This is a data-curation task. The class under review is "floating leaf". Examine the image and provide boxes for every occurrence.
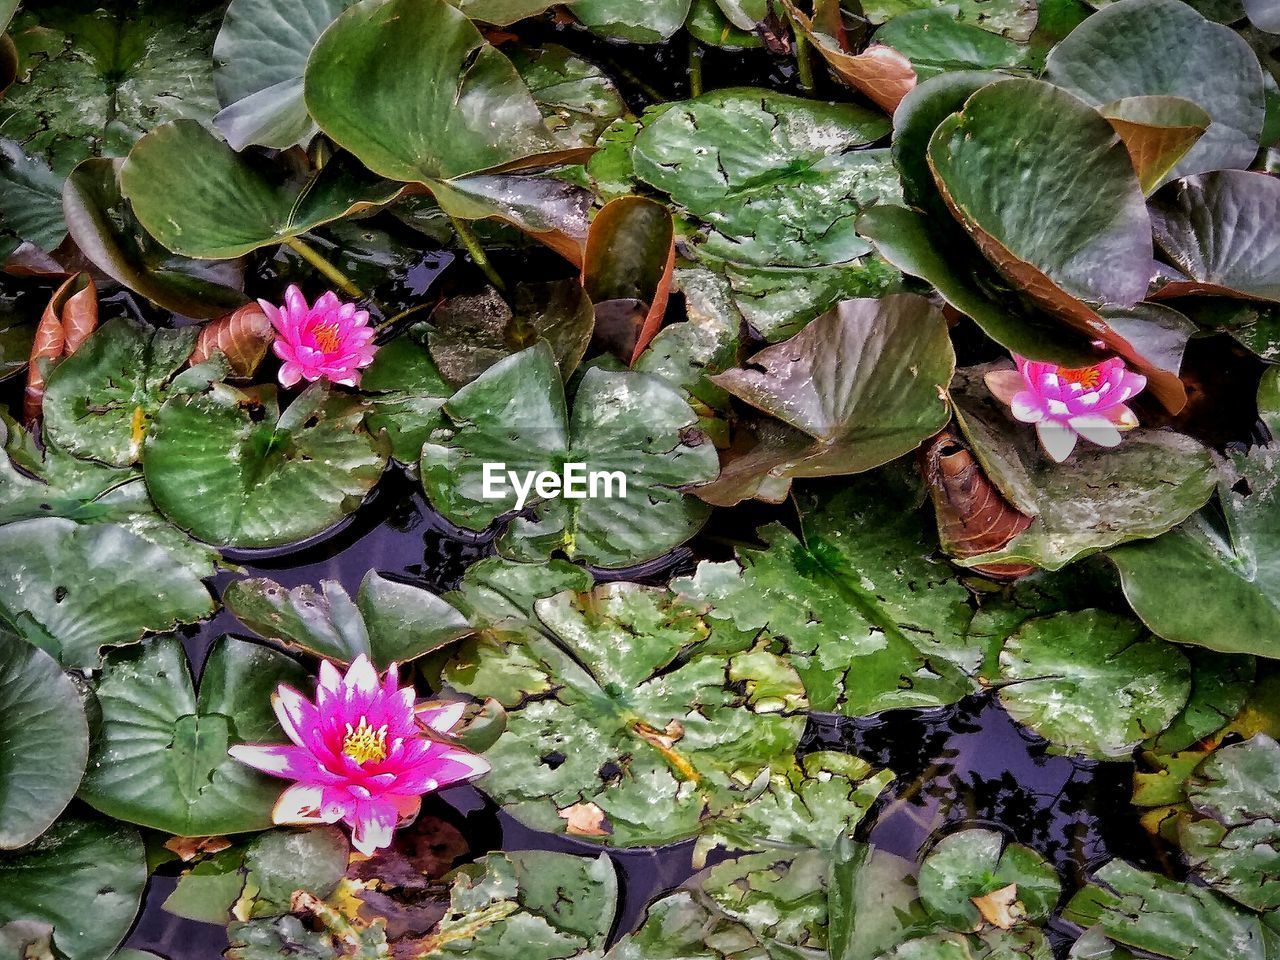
[213,0,359,151]
[0,140,69,261]
[79,635,309,836]
[442,582,807,846]
[429,174,592,266]
[122,121,403,260]
[0,632,89,849]
[1044,0,1265,185]
[875,8,1034,81]
[950,365,1216,570]
[917,829,1061,932]
[860,0,1038,40]
[305,0,584,184]
[62,157,247,320]
[360,330,453,464]
[420,343,718,569]
[0,517,213,668]
[0,816,146,960]
[511,44,626,150]
[997,609,1192,760]
[571,0,693,42]
[224,571,470,667]
[1100,96,1211,196]
[144,381,389,548]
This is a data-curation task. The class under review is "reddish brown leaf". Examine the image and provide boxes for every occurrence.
[920,427,1035,581]
[24,273,97,424]
[190,303,274,378]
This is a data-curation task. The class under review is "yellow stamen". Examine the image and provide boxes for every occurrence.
[1057,365,1102,389]
[313,322,341,353]
[342,718,388,764]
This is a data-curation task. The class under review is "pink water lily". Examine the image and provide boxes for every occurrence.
[985,355,1147,463]
[229,655,488,855]
[258,285,377,388]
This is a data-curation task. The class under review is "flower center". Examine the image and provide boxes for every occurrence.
[1056,365,1102,389]
[342,717,388,764]
[312,322,341,353]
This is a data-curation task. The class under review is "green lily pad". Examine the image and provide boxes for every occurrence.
[928,77,1153,311]
[212,0,359,150]
[0,632,89,849]
[1178,735,1280,910]
[875,8,1034,80]
[1146,650,1255,755]
[1107,368,1280,657]
[144,381,389,548]
[1044,0,1265,185]
[415,850,617,958]
[0,517,213,668]
[442,581,807,846]
[0,816,146,960]
[917,828,1061,931]
[42,317,200,467]
[448,0,564,23]
[420,343,718,569]
[0,1,221,176]
[675,471,983,716]
[707,294,954,491]
[0,139,70,260]
[224,570,471,667]
[879,929,1055,959]
[691,849,831,954]
[305,0,578,184]
[360,329,452,464]
[997,610,1192,760]
[511,45,626,150]
[571,0,693,42]
[121,121,403,260]
[861,0,1038,40]
[1150,170,1280,302]
[62,158,248,321]
[1064,860,1275,960]
[950,365,1216,570]
[79,634,310,836]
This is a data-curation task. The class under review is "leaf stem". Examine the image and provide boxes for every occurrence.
[791,18,817,92]
[446,213,507,293]
[282,236,367,301]
[688,35,704,97]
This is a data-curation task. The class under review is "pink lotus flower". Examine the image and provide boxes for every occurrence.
[985,355,1146,463]
[258,285,376,388]
[229,655,488,855]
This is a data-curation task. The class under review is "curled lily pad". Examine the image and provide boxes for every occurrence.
[420,343,718,569]
[79,634,309,836]
[42,317,200,467]
[144,381,389,548]
[428,175,592,266]
[1150,170,1280,302]
[0,632,89,849]
[442,582,807,846]
[997,609,1192,760]
[224,570,471,667]
[121,121,403,260]
[0,816,146,960]
[62,157,247,320]
[213,0,358,151]
[950,365,1216,571]
[1100,97,1211,196]
[917,829,1060,932]
[1044,0,1265,185]
[0,517,213,668]
[305,0,583,184]
[1108,369,1280,657]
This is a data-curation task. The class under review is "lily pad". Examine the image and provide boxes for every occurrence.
[0,816,146,960]
[420,342,718,569]
[917,828,1061,931]
[121,121,403,260]
[428,175,592,266]
[861,0,1038,40]
[442,581,807,846]
[571,0,693,42]
[1107,368,1280,657]
[1150,170,1280,302]
[1100,96,1211,196]
[212,0,359,150]
[144,381,389,548]
[42,317,199,467]
[997,610,1192,760]
[707,294,954,488]
[62,157,247,320]
[875,8,1035,81]
[511,45,626,150]
[0,140,70,260]
[1045,0,1265,185]
[359,329,452,464]
[675,471,983,716]
[0,517,213,668]
[305,0,580,184]
[0,632,89,849]
[224,571,471,667]
[79,634,310,836]
[950,365,1216,570]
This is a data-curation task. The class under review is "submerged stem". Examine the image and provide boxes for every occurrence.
[282,237,367,301]
[791,20,816,92]
[447,213,507,293]
[688,35,704,97]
